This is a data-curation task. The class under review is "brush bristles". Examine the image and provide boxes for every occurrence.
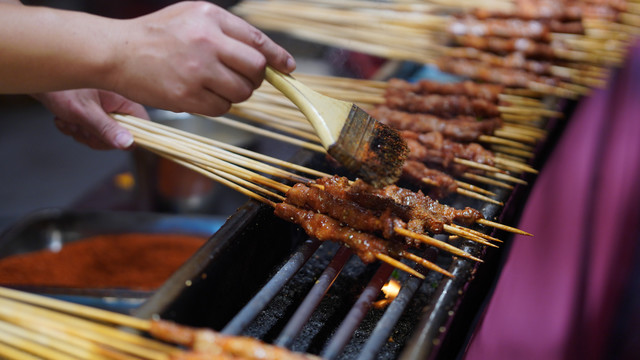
[328,105,408,187]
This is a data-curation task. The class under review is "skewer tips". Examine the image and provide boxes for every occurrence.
[477,218,533,236]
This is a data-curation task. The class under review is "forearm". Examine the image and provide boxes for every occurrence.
[0,3,119,94]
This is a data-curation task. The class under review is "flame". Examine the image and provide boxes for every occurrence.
[373,279,401,309]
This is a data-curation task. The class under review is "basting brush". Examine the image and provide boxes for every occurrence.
[264,66,408,187]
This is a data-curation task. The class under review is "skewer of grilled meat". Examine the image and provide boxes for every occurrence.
[383,85,562,119]
[386,78,505,103]
[401,160,460,199]
[275,202,405,264]
[444,47,568,79]
[401,130,536,177]
[448,17,552,41]
[452,35,558,59]
[283,182,404,244]
[383,78,564,119]
[454,34,617,65]
[384,91,502,118]
[435,57,579,96]
[150,320,321,360]
[402,130,495,175]
[448,15,585,40]
[369,106,504,142]
[470,2,624,21]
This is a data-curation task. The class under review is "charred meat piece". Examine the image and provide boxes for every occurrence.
[401,160,459,199]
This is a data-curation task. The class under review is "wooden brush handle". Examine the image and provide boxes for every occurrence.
[264,66,347,147]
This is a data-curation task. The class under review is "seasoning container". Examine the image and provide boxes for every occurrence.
[132,110,255,214]
[0,209,226,313]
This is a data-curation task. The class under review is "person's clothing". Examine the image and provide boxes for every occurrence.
[465,43,640,360]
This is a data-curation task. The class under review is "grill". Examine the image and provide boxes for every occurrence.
[131,98,567,359]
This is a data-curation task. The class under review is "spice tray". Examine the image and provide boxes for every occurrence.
[0,208,226,314]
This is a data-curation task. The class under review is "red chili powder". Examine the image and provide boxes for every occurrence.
[0,233,207,290]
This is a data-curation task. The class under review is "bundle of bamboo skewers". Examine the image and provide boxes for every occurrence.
[232,0,640,97]
[0,286,320,360]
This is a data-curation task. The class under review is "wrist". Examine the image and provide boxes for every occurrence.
[74,16,125,92]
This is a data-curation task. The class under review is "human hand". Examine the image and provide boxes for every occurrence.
[32,89,148,150]
[107,1,296,116]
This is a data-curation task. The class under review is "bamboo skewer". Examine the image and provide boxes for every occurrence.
[376,254,428,279]
[0,324,79,360]
[114,114,329,179]
[0,298,173,359]
[421,177,503,205]
[0,341,42,360]
[0,320,117,360]
[402,252,453,278]
[248,76,546,157]
[442,225,499,248]
[491,145,536,159]
[448,224,503,243]
[394,227,483,262]
[456,180,497,197]
[477,218,532,236]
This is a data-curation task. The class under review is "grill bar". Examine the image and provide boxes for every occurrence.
[358,276,423,360]
[274,246,353,347]
[321,263,395,359]
[222,238,321,335]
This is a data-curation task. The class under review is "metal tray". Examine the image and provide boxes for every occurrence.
[0,208,226,313]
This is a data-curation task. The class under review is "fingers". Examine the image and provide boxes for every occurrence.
[99,116,134,149]
[58,111,133,150]
[40,89,140,150]
[215,5,296,74]
[168,88,232,117]
[54,117,115,150]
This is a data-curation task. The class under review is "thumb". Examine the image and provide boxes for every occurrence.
[97,114,134,149]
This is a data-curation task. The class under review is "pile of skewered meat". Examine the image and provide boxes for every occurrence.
[273,175,512,278]
[366,78,538,200]
[436,0,637,95]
